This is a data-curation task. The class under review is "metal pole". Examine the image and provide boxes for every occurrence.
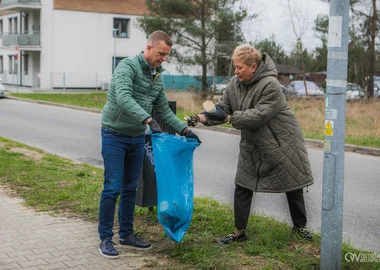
[113,29,118,74]
[95,73,98,91]
[320,0,349,269]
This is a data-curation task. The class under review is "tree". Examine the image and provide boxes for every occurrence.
[254,35,288,64]
[287,0,310,94]
[288,41,314,73]
[319,0,379,99]
[312,14,328,72]
[137,0,251,95]
[349,0,378,98]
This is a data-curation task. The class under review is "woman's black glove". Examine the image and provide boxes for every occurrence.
[202,105,228,122]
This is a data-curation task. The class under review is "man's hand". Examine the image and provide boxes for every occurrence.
[182,128,201,143]
[148,118,163,133]
[202,105,228,122]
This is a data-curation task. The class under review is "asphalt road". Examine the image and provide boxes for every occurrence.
[0,98,379,252]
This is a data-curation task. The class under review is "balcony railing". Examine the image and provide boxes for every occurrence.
[2,33,41,46]
[1,0,40,5]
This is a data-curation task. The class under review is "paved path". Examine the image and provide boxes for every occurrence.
[0,188,164,270]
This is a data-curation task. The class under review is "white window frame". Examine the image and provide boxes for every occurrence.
[113,18,130,38]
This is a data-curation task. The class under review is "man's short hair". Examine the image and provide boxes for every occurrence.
[147,30,173,47]
[232,44,262,66]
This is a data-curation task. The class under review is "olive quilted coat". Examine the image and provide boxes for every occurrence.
[217,53,314,193]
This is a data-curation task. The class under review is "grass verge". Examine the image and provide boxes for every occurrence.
[0,136,377,269]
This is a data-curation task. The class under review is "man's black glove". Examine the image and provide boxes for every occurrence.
[182,128,201,143]
[202,105,228,122]
[148,119,163,133]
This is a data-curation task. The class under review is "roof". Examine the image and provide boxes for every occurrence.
[0,10,17,16]
[276,64,303,75]
[54,0,149,16]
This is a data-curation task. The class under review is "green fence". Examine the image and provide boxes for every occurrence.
[162,75,228,91]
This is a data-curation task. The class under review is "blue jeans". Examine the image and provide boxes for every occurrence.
[98,127,145,240]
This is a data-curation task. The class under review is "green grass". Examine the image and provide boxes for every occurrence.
[12,92,107,109]
[345,136,380,148]
[1,137,378,269]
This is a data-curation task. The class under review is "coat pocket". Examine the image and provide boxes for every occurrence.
[267,124,281,147]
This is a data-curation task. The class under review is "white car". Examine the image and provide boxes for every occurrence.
[346,83,364,101]
[214,83,227,95]
[289,80,325,97]
[0,83,5,98]
[373,82,380,98]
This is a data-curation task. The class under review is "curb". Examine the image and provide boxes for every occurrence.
[6,95,103,114]
[6,95,380,157]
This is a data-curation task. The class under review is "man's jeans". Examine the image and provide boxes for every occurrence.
[98,127,145,240]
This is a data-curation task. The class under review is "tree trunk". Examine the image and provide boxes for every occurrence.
[201,2,208,99]
[368,0,377,99]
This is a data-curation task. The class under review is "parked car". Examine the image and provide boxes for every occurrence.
[346,83,364,101]
[0,83,5,98]
[373,82,380,98]
[363,81,380,98]
[280,84,297,98]
[288,80,325,97]
[214,83,227,95]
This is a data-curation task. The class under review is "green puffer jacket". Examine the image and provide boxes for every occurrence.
[217,53,314,193]
[101,52,186,136]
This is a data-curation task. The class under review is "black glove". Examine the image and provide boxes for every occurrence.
[202,105,228,122]
[148,119,163,133]
[182,128,201,143]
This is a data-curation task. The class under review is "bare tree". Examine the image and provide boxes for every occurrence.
[287,0,310,95]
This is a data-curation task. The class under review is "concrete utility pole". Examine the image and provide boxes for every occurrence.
[321,0,349,269]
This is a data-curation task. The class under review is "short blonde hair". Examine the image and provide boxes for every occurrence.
[147,30,173,47]
[232,44,262,66]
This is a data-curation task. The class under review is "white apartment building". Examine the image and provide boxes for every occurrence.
[0,0,190,90]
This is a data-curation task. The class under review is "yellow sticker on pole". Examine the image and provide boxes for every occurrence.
[324,120,334,136]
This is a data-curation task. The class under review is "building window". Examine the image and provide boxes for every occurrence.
[8,17,18,34]
[24,54,28,75]
[112,57,124,73]
[0,20,3,36]
[23,13,28,33]
[113,18,130,38]
[8,18,12,33]
[14,17,18,34]
[0,56,3,73]
[8,55,13,74]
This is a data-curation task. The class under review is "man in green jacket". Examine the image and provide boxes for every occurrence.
[98,30,201,259]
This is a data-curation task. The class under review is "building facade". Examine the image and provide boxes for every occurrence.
[0,0,194,89]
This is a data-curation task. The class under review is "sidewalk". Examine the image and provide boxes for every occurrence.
[4,85,106,94]
[0,188,166,270]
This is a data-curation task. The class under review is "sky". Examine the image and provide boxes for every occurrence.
[239,0,330,53]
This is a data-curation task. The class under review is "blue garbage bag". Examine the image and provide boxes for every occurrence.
[151,133,200,242]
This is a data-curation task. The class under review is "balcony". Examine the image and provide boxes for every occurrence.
[2,32,40,46]
[0,0,41,11]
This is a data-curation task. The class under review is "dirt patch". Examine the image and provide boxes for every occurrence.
[8,147,44,161]
[288,242,320,258]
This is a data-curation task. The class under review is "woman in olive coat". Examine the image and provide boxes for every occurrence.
[199,44,314,243]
